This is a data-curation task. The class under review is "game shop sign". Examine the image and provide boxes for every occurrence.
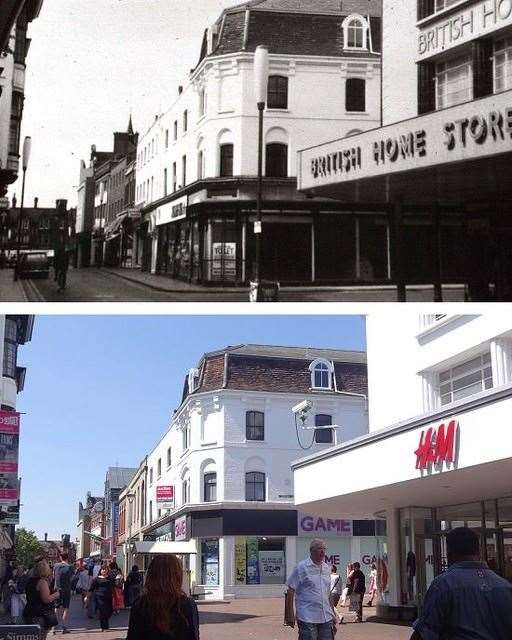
[302,90,512,191]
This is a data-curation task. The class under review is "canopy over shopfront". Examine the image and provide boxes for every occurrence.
[132,540,197,555]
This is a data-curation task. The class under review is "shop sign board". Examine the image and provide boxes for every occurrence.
[235,537,247,584]
[175,515,188,541]
[156,486,175,510]
[259,550,285,584]
[299,90,512,191]
[212,242,236,279]
[155,196,188,226]
[246,538,260,585]
[417,0,512,61]
[415,419,458,470]
[0,625,41,640]
[0,411,20,505]
[298,512,353,538]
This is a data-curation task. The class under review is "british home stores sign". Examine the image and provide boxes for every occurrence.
[299,90,512,191]
[418,0,512,62]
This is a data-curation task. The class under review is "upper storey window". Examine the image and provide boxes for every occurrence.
[309,358,333,390]
[267,76,288,109]
[343,15,368,50]
[418,0,461,20]
[436,55,472,109]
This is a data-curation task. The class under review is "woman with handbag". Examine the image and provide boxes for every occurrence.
[23,558,60,639]
[126,554,199,640]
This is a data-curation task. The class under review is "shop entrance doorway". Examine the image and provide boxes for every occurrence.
[259,222,311,284]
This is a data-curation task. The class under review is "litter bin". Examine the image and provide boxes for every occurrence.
[249,280,280,302]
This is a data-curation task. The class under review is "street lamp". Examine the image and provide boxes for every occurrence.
[125,492,136,576]
[13,136,32,281]
[250,45,269,302]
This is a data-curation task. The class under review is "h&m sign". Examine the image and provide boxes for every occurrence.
[415,419,458,470]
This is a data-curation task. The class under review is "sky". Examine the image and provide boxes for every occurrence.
[16,314,366,540]
[10,0,237,208]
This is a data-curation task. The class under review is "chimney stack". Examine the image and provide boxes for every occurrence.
[178,86,183,95]
[44,533,48,542]
[34,197,38,209]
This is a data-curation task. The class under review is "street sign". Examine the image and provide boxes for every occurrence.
[0,625,41,639]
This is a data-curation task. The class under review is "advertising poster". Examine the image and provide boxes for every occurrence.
[156,485,175,510]
[212,243,236,279]
[246,538,260,585]
[201,539,219,586]
[111,503,119,552]
[0,411,20,505]
[235,537,247,585]
[258,550,285,585]
[175,515,188,541]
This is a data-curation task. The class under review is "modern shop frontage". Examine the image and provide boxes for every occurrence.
[298,88,512,299]
[292,385,512,620]
[139,505,385,600]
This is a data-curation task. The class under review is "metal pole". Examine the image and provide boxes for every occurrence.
[393,201,406,302]
[13,168,26,281]
[432,202,443,302]
[255,102,264,284]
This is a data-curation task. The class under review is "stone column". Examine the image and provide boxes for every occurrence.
[490,337,512,387]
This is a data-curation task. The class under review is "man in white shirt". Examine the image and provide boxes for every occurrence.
[285,538,337,639]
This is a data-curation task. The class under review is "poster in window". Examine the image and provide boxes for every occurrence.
[246,538,260,585]
[212,243,236,279]
[235,537,247,585]
[201,539,219,586]
[258,550,285,585]
[0,411,19,505]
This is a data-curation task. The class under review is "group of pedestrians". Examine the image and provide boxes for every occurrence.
[285,529,512,640]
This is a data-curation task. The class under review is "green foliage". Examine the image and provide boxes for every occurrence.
[15,528,43,568]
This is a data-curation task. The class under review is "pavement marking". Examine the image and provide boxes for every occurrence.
[22,278,45,302]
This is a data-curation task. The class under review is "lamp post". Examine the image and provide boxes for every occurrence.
[13,136,32,281]
[250,45,269,302]
[125,492,135,577]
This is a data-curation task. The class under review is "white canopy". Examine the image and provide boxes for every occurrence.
[132,540,197,555]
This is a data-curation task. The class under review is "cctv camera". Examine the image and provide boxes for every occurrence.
[292,400,312,415]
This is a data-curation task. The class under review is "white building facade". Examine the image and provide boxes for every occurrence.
[298,0,512,298]
[134,0,382,285]
[293,314,512,619]
[137,344,383,600]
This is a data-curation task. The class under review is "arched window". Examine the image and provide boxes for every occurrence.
[309,359,333,390]
[346,78,366,112]
[314,414,334,444]
[245,472,266,501]
[204,472,217,502]
[267,75,288,109]
[220,143,234,177]
[197,149,205,180]
[246,411,264,441]
[343,15,368,50]
[265,143,288,177]
[182,475,190,505]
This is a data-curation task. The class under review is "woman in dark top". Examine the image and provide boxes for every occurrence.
[23,558,60,639]
[87,566,113,631]
[127,555,199,640]
[124,564,143,607]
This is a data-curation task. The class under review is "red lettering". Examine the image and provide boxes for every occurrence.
[415,421,457,469]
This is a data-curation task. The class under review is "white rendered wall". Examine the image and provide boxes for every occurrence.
[0,316,17,409]
[366,313,512,431]
[135,51,381,207]
[0,31,16,174]
[382,0,417,125]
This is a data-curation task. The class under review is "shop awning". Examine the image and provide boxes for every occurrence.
[132,540,197,555]
[104,213,128,238]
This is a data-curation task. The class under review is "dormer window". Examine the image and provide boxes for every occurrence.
[343,15,369,50]
[188,368,199,393]
[309,359,334,390]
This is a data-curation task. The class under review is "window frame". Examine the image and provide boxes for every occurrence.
[309,358,333,390]
[436,54,473,110]
[167,446,172,468]
[342,15,368,51]
[346,77,366,113]
[246,411,265,441]
[438,352,493,406]
[219,143,234,177]
[245,471,266,502]
[157,458,162,479]
[203,472,217,502]
[494,37,512,94]
[314,414,334,444]
[267,75,289,109]
[265,143,288,178]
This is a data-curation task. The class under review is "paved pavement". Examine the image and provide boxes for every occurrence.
[45,595,412,640]
[10,266,465,303]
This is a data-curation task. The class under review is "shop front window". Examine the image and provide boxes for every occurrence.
[399,507,435,607]
[235,537,286,585]
[204,218,238,283]
[201,539,219,585]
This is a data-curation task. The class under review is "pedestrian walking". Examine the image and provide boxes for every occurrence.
[9,565,29,624]
[108,561,125,614]
[23,558,60,640]
[126,555,199,640]
[411,527,512,640]
[53,552,74,634]
[339,562,353,607]
[86,566,113,632]
[347,562,365,623]
[284,538,338,639]
[124,565,143,607]
[366,563,377,606]
[54,246,69,292]
[75,565,91,608]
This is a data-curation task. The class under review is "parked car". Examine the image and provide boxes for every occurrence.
[15,252,50,279]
